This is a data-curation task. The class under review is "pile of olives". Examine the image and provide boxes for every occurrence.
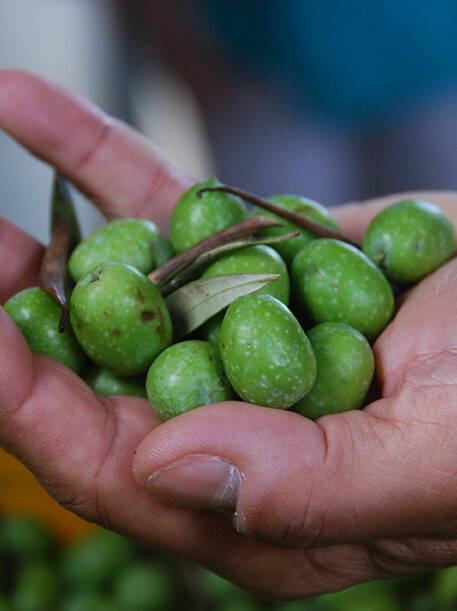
[4,177,456,421]
[0,513,455,611]
[0,513,259,611]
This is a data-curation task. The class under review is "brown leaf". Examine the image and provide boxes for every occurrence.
[39,174,81,332]
[148,215,282,288]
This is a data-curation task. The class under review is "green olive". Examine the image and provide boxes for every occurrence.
[201,244,289,304]
[253,193,340,267]
[81,364,147,398]
[0,515,55,560]
[60,528,136,590]
[146,340,234,420]
[112,561,177,611]
[3,287,87,373]
[318,579,403,611]
[200,310,225,345]
[219,293,316,408]
[292,239,394,340]
[362,199,456,282]
[169,177,248,253]
[70,262,172,376]
[293,322,375,419]
[199,244,290,343]
[12,560,60,611]
[433,565,457,610]
[59,591,121,611]
[68,218,162,282]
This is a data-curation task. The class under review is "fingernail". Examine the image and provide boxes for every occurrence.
[146,454,242,510]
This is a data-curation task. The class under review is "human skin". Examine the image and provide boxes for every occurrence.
[1,69,457,601]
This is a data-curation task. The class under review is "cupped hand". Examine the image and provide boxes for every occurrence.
[1,69,457,602]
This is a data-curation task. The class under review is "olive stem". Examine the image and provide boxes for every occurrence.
[148,215,283,287]
[197,184,362,249]
[370,251,387,264]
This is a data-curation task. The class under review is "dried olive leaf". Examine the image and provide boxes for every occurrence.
[165,273,280,341]
[148,215,282,288]
[39,173,81,332]
[159,230,299,297]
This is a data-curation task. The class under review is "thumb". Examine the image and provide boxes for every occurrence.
[133,251,457,549]
[133,397,454,549]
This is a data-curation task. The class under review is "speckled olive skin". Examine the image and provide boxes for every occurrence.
[292,239,394,340]
[169,177,248,253]
[82,364,147,398]
[70,262,172,376]
[200,310,225,345]
[146,340,234,420]
[293,322,375,419]
[253,194,340,267]
[362,199,457,283]
[219,293,316,409]
[199,244,290,344]
[68,218,161,282]
[201,244,290,304]
[3,287,87,373]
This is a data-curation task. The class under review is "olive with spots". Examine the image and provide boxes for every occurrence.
[219,293,316,409]
[70,262,172,376]
[146,340,234,420]
[68,218,164,282]
[291,239,394,340]
[362,199,456,283]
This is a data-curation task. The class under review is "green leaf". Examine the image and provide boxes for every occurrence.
[165,273,280,341]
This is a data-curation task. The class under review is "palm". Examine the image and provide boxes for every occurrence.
[1,69,457,601]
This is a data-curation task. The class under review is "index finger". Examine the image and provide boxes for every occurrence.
[0,69,194,233]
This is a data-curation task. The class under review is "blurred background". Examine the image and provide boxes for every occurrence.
[2,1,457,609]
[3,1,457,242]
[0,0,214,243]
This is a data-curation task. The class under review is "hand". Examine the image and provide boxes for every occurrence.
[1,69,457,602]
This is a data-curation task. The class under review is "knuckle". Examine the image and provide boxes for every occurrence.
[233,493,321,548]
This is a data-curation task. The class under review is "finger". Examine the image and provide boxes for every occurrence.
[0,69,194,233]
[0,306,386,600]
[332,190,457,240]
[0,216,43,302]
[373,255,457,397]
[0,306,233,566]
[133,404,441,547]
[133,258,457,552]
[0,305,156,503]
[2,303,454,600]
